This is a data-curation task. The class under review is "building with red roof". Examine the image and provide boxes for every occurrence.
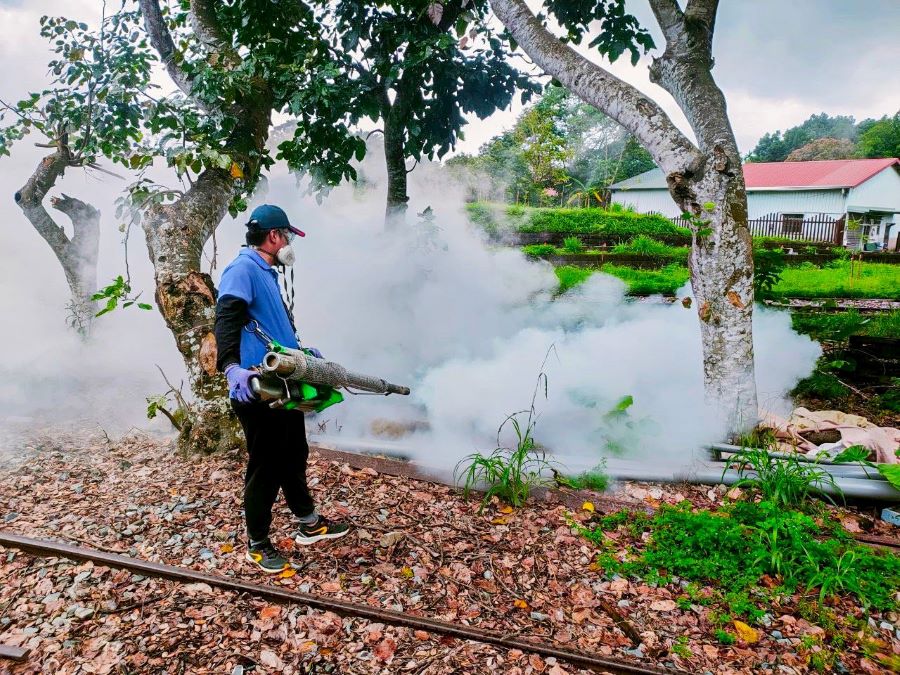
[610,158,900,249]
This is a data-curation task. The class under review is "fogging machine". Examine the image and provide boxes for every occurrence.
[248,337,410,413]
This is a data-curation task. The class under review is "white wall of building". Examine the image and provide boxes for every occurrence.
[744,190,846,218]
[847,167,900,212]
[610,188,847,220]
[609,189,683,217]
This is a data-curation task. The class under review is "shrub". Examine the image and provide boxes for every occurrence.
[522,244,557,257]
[753,247,786,299]
[505,204,526,218]
[726,448,840,509]
[464,201,500,238]
[456,354,555,511]
[561,236,585,253]
[518,207,691,244]
[612,234,680,256]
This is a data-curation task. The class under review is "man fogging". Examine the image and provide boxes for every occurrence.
[214,204,409,573]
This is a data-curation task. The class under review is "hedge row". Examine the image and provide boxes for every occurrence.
[517,207,691,244]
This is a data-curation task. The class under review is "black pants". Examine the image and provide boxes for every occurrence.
[232,400,315,542]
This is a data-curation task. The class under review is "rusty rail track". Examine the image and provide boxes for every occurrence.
[0,531,675,675]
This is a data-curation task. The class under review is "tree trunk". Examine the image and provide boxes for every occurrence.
[52,194,100,336]
[677,167,757,427]
[141,169,241,454]
[382,94,409,229]
[14,149,100,338]
[139,0,274,452]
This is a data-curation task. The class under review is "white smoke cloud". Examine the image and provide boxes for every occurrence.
[0,130,820,471]
[214,155,822,472]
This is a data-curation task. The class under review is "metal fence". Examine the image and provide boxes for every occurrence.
[669,214,845,244]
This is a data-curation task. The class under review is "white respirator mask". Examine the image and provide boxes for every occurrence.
[276,243,296,267]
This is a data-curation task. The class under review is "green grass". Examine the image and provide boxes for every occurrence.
[791,310,900,341]
[554,266,594,294]
[578,500,900,616]
[554,264,691,295]
[728,448,840,509]
[770,262,900,299]
[601,263,691,295]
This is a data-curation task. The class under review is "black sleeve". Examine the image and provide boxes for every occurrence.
[215,294,250,372]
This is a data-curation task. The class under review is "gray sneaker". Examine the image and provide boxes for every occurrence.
[245,539,291,573]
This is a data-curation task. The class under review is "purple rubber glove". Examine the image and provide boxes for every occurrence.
[225,364,258,403]
[306,347,323,359]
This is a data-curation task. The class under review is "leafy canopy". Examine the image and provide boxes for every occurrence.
[306,0,539,173]
[0,10,153,163]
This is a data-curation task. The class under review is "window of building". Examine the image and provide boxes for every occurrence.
[781,213,803,235]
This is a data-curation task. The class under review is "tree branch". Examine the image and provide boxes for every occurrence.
[138,0,197,102]
[646,0,734,157]
[685,0,719,32]
[189,0,239,65]
[647,0,684,41]
[488,0,701,176]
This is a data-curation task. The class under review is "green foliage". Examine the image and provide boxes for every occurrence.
[714,629,736,645]
[0,11,154,164]
[146,393,188,431]
[579,500,900,614]
[523,243,558,257]
[875,382,900,414]
[554,265,593,294]
[91,276,152,317]
[671,636,692,658]
[791,371,849,401]
[542,1,654,65]
[453,82,655,205]
[831,445,872,465]
[753,247,785,299]
[520,208,690,244]
[561,236,585,253]
[857,113,900,159]
[562,463,610,492]
[465,201,500,237]
[727,447,840,508]
[456,356,555,511]
[877,464,900,491]
[791,309,900,342]
[320,0,539,198]
[747,113,860,163]
[612,235,686,258]
[506,204,526,218]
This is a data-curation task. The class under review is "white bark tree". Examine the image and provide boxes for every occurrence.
[14,143,100,338]
[490,0,757,427]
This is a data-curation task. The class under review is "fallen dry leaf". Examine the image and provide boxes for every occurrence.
[649,599,677,612]
[733,620,759,643]
[259,605,281,620]
[373,637,397,662]
[278,568,297,579]
[581,501,595,512]
[379,531,404,547]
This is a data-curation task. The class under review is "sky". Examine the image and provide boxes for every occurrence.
[1,1,898,155]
